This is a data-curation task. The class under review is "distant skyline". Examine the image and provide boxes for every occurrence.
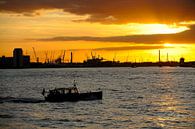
[0,0,195,62]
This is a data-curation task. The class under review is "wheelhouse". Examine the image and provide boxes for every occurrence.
[49,87,79,95]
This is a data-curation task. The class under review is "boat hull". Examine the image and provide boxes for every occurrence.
[45,91,102,102]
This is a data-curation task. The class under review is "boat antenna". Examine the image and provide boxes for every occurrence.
[42,88,45,96]
[73,80,77,87]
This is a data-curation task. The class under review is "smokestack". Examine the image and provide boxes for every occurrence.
[167,53,169,62]
[159,50,161,62]
[70,52,73,64]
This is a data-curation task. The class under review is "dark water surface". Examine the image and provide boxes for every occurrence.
[0,67,194,129]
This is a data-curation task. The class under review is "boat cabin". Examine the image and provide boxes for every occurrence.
[49,87,79,95]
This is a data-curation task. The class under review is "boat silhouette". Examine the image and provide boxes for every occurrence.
[42,82,102,102]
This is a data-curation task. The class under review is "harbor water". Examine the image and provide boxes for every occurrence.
[0,67,194,129]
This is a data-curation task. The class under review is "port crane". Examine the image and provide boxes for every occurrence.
[44,51,49,63]
[62,50,66,63]
[32,47,39,63]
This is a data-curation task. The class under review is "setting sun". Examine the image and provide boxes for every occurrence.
[164,43,173,47]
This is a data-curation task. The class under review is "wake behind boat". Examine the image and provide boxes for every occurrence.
[42,81,102,102]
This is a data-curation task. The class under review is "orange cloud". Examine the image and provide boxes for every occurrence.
[0,0,195,24]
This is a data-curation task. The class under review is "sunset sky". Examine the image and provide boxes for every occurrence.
[0,0,195,62]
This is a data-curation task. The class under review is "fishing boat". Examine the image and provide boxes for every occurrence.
[42,82,102,102]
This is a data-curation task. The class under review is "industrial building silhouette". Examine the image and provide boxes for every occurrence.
[0,48,30,68]
[0,48,195,68]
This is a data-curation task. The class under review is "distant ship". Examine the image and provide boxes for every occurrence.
[42,82,102,102]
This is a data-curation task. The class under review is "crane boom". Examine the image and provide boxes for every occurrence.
[32,47,39,63]
[62,50,66,63]
[32,47,37,60]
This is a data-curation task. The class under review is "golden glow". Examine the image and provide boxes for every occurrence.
[125,24,188,34]
[1,40,195,63]
[0,10,195,62]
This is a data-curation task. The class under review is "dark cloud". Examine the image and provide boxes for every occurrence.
[34,25,195,44]
[61,45,169,51]
[0,0,195,24]
[94,45,171,51]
